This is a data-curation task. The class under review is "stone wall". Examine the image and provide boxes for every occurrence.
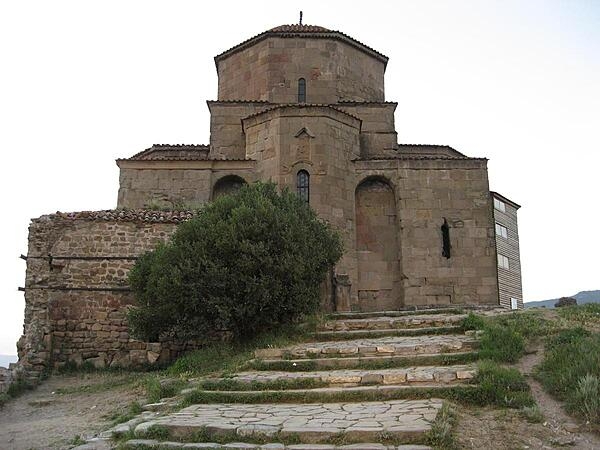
[18,211,195,383]
[217,36,386,103]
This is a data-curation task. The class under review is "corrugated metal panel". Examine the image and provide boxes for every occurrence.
[492,194,523,309]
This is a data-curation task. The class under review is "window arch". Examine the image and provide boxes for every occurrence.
[298,78,306,103]
[297,170,309,203]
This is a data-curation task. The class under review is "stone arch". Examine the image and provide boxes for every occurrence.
[355,176,402,311]
[212,175,247,200]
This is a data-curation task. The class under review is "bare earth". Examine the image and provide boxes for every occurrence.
[0,373,145,450]
[456,341,600,450]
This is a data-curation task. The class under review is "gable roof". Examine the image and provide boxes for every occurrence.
[119,144,209,161]
[215,24,389,69]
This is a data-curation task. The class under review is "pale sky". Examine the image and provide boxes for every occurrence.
[1,0,599,355]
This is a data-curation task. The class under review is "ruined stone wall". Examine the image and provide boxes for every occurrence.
[217,37,385,103]
[19,211,195,382]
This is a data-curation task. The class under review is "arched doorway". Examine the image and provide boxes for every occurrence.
[212,175,246,199]
[355,178,402,311]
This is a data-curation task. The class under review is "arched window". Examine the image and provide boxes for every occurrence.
[441,218,451,258]
[298,78,306,103]
[297,170,309,203]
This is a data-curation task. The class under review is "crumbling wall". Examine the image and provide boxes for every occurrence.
[18,210,196,383]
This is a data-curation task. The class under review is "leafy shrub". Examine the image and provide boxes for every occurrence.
[127,182,343,342]
[461,312,486,331]
[555,296,577,308]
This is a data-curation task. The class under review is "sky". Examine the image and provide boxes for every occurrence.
[0,0,599,355]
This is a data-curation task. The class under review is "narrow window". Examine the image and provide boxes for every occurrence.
[298,78,306,103]
[494,198,506,212]
[510,298,519,310]
[495,223,508,239]
[441,218,451,258]
[498,253,510,269]
[297,170,309,203]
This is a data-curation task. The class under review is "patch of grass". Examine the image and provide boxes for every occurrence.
[427,403,458,449]
[558,303,600,328]
[167,322,316,377]
[180,384,511,407]
[138,376,188,403]
[68,435,86,446]
[468,310,556,363]
[104,401,144,426]
[520,404,544,423]
[473,360,534,408]
[536,327,600,424]
[247,352,480,372]
[461,312,486,331]
[143,424,171,440]
[197,377,328,391]
[478,323,525,363]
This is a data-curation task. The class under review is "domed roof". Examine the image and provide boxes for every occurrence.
[214,24,388,68]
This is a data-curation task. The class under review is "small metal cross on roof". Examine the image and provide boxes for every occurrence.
[299,11,303,25]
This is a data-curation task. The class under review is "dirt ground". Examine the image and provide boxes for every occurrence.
[0,372,145,450]
[455,341,600,450]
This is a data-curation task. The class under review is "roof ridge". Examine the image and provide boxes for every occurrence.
[215,26,388,67]
[242,103,362,122]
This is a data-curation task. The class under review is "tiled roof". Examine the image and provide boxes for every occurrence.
[269,24,331,32]
[119,144,210,161]
[242,103,362,123]
[356,155,487,161]
[337,101,398,106]
[206,100,271,104]
[215,24,388,67]
[41,209,197,224]
[397,144,467,158]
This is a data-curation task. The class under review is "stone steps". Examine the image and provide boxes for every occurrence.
[123,439,433,449]
[317,314,466,333]
[181,383,479,405]
[327,308,465,320]
[314,325,462,340]
[254,335,477,360]
[133,400,443,445]
[201,365,475,388]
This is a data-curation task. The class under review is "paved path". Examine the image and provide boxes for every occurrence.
[135,400,443,443]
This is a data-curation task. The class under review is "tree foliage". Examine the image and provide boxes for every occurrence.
[127,182,343,341]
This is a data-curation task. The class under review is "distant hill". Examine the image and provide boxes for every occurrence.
[525,290,600,309]
[0,354,17,368]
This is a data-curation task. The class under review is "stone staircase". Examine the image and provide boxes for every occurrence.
[101,308,497,450]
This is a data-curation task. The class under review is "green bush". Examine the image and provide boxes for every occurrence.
[127,182,343,342]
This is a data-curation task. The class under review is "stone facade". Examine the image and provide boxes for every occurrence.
[17,23,523,382]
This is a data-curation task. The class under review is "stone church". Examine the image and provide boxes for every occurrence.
[18,24,523,378]
[116,24,523,312]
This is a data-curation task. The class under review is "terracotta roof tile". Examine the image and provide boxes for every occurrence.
[121,144,209,161]
[269,24,331,32]
[40,209,198,224]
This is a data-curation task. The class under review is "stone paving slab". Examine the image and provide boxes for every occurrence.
[254,335,477,359]
[134,400,442,444]
[317,314,466,332]
[222,365,476,386]
[123,439,433,449]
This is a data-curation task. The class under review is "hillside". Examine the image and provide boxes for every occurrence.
[525,290,600,309]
